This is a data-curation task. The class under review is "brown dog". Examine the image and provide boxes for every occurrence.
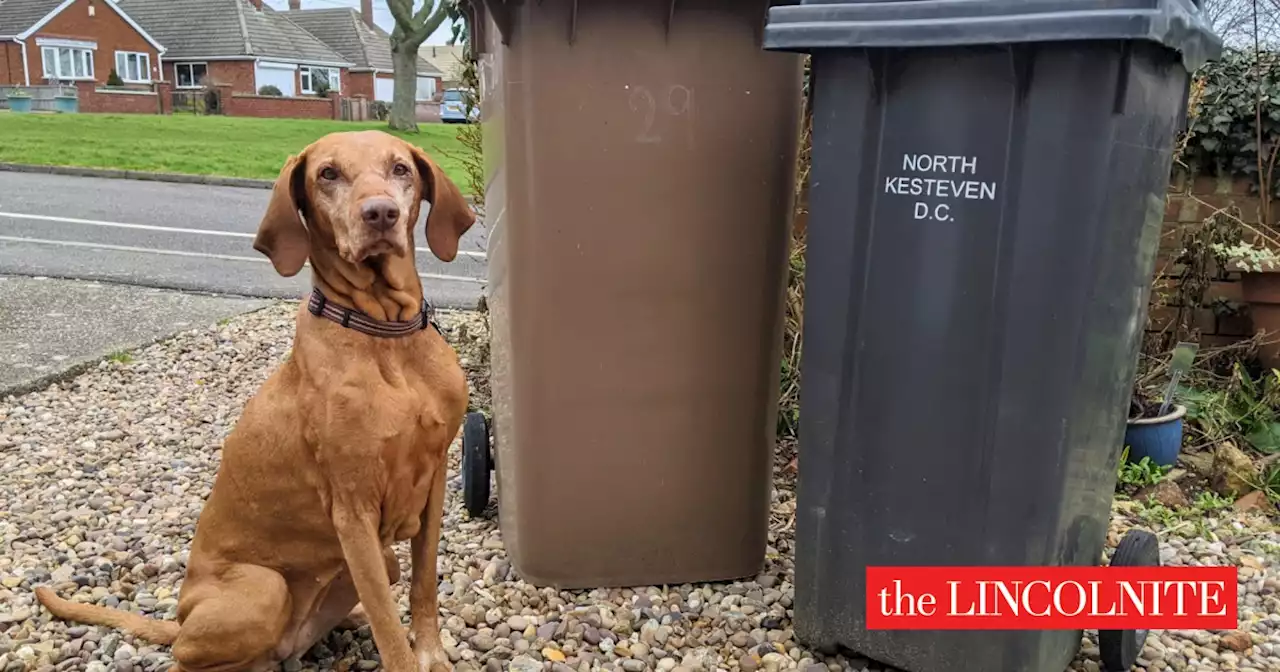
[35,130,476,672]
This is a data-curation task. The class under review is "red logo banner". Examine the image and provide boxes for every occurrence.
[865,566,1238,630]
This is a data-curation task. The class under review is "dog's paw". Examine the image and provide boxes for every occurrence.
[416,648,452,672]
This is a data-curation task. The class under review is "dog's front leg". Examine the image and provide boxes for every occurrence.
[334,508,416,671]
[410,463,450,672]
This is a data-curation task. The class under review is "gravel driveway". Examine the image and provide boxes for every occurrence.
[0,302,1277,672]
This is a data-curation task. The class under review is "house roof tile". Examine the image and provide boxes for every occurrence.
[283,8,440,75]
[420,44,464,80]
[116,0,348,65]
[0,0,73,36]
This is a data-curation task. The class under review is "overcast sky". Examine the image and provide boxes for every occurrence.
[263,0,458,45]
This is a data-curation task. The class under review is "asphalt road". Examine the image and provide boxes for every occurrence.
[0,171,488,308]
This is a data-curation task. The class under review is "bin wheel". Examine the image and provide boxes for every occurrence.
[1099,528,1160,671]
[461,412,492,518]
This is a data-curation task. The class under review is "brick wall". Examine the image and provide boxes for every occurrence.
[1150,172,1273,348]
[0,42,22,86]
[221,88,339,119]
[416,100,441,123]
[156,80,172,114]
[171,61,257,94]
[33,0,160,86]
[173,62,351,97]
[296,67,351,97]
[74,81,160,114]
[348,72,376,100]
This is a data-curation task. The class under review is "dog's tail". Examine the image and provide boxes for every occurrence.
[35,586,180,645]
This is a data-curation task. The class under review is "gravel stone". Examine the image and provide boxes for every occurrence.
[2,302,1277,672]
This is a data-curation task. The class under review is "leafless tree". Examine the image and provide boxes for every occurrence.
[1202,0,1280,47]
[387,0,453,132]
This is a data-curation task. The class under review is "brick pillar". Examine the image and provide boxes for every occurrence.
[74,81,96,113]
[155,80,172,115]
[214,84,234,116]
[330,91,342,120]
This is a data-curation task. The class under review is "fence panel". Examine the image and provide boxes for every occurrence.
[0,85,77,111]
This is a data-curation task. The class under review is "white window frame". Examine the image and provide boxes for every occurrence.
[40,45,95,81]
[114,51,152,84]
[174,62,208,89]
[415,76,436,101]
[300,66,340,95]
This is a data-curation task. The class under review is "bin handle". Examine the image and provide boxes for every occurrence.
[475,0,513,48]
[568,0,578,45]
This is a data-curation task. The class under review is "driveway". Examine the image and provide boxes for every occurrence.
[0,171,488,308]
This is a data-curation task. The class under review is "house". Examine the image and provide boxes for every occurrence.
[283,0,443,104]
[420,44,464,90]
[0,0,165,88]
[115,0,352,98]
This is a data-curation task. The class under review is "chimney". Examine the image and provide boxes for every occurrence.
[289,0,301,8]
[361,0,374,28]
[248,0,263,10]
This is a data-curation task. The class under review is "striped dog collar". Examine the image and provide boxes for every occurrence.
[307,288,439,338]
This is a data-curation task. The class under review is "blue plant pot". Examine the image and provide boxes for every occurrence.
[8,96,32,113]
[53,95,78,113]
[1124,404,1186,468]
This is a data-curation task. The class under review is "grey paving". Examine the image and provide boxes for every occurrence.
[0,170,488,308]
[0,275,270,397]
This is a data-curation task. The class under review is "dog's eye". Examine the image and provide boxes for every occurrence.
[319,167,339,181]
[392,163,410,177]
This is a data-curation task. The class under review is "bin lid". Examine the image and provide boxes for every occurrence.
[764,0,1223,71]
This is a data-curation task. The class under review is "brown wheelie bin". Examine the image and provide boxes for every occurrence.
[463,0,803,588]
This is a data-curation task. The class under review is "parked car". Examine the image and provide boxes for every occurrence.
[440,88,479,123]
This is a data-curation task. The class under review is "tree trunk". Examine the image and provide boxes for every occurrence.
[389,31,421,132]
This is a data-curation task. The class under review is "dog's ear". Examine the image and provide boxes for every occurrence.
[254,152,310,277]
[410,145,475,262]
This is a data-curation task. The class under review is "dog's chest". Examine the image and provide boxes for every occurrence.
[300,346,464,543]
[338,383,448,544]
[377,413,444,543]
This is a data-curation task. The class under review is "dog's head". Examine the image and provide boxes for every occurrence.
[253,130,474,277]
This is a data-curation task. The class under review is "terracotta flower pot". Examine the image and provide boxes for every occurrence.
[1241,268,1280,369]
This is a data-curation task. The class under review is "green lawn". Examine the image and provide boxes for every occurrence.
[0,113,468,186]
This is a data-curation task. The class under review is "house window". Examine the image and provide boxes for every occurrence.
[300,67,340,95]
[41,46,94,81]
[175,63,208,89]
[114,51,151,83]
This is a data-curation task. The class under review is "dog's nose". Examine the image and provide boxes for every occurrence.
[361,199,400,232]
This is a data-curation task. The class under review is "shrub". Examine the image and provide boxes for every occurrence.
[258,85,283,97]
[1183,49,1280,195]
[313,77,331,98]
[370,100,391,121]
[106,69,124,87]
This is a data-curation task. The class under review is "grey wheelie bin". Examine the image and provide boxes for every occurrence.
[462,0,803,589]
[764,2,1221,672]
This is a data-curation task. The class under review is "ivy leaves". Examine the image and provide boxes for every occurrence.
[1184,49,1280,193]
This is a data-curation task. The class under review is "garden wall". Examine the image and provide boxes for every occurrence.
[74,82,163,115]
[214,85,340,120]
[1149,172,1274,348]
